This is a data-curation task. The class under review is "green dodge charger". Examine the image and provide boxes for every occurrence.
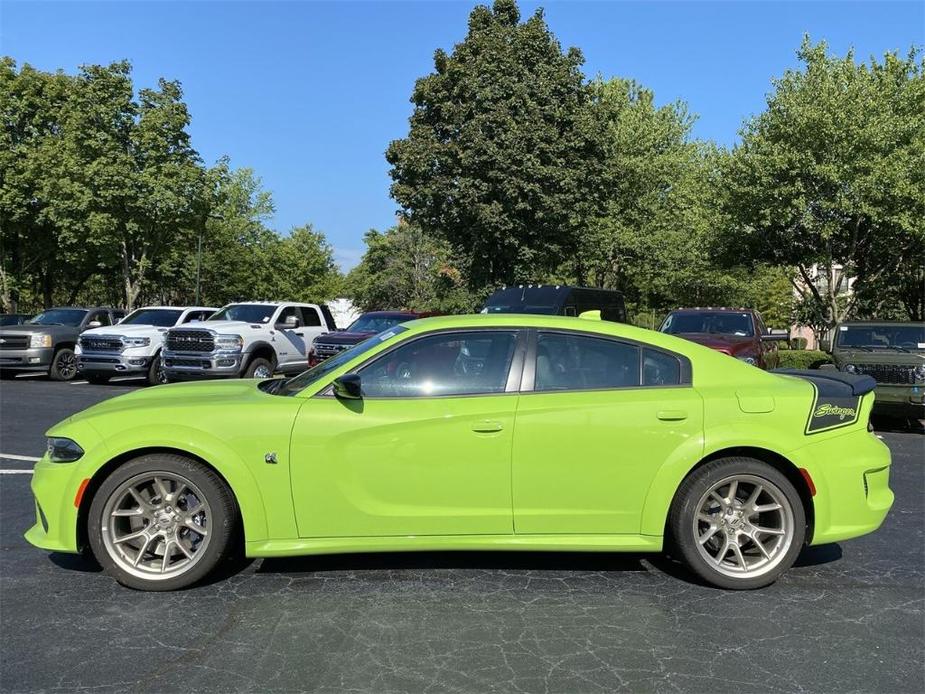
[27,314,893,591]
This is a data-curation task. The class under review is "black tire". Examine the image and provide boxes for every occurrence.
[668,457,805,590]
[243,356,275,379]
[146,353,167,386]
[86,374,111,385]
[49,347,78,381]
[87,453,238,591]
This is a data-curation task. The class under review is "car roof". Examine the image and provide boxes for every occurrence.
[131,306,217,311]
[362,310,419,317]
[839,321,925,326]
[668,307,754,313]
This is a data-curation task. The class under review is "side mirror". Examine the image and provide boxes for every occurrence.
[86,320,102,329]
[277,315,300,330]
[332,373,362,399]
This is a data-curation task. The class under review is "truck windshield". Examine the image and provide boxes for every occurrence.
[121,309,183,327]
[347,314,412,333]
[837,325,925,350]
[27,309,88,327]
[661,312,754,337]
[275,326,408,396]
[482,287,563,315]
[209,305,275,324]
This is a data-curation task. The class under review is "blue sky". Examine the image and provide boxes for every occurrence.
[3,1,923,270]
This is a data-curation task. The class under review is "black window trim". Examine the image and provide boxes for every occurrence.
[520,328,692,394]
[316,327,529,400]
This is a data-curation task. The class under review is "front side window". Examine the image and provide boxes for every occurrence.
[358,331,517,398]
[535,332,639,391]
[89,311,112,327]
[209,304,276,323]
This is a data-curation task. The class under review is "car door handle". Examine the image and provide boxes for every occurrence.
[294,332,303,336]
[657,410,688,421]
[471,420,504,433]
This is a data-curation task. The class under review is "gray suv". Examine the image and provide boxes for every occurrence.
[0,307,125,381]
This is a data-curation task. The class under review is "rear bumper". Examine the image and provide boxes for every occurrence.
[790,429,894,545]
[0,347,54,370]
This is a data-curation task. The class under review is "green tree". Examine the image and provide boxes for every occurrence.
[345,223,473,313]
[269,224,342,302]
[386,0,604,288]
[722,38,925,327]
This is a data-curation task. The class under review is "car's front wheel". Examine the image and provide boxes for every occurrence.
[49,347,78,381]
[87,454,237,590]
[669,458,805,590]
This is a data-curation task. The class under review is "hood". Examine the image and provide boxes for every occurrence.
[81,324,170,338]
[671,332,755,354]
[0,323,79,338]
[70,379,268,423]
[314,330,375,346]
[170,320,266,334]
[835,349,925,365]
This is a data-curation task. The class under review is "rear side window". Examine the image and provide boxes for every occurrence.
[643,348,682,386]
[299,307,322,327]
[535,332,640,391]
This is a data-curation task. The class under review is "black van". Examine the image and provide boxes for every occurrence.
[481,285,627,323]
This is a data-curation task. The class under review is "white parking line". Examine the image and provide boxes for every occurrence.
[0,453,40,462]
[0,469,33,475]
[69,380,88,385]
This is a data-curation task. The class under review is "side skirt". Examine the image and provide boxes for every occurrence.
[246,534,664,558]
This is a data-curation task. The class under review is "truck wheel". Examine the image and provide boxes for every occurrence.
[87,453,238,591]
[49,347,78,381]
[86,374,110,385]
[244,356,274,379]
[668,457,805,590]
[146,354,168,386]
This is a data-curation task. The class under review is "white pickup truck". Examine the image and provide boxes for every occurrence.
[161,301,337,382]
[76,306,217,385]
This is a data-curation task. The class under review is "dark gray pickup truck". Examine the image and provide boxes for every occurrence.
[0,307,125,381]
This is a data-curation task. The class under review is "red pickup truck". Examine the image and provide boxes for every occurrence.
[659,307,789,369]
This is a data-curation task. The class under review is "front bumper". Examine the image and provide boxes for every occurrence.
[0,347,54,371]
[78,351,153,376]
[790,428,894,545]
[871,385,925,418]
[25,456,83,553]
[162,350,244,379]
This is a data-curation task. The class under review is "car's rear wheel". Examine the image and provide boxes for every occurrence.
[87,454,237,590]
[49,347,78,381]
[669,458,805,590]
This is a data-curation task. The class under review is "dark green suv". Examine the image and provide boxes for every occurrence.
[821,321,925,421]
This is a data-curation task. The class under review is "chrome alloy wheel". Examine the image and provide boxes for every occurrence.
[252,364,273,379]
[100,472,211,581]
[55,351,77,379]
[693,474,794,579]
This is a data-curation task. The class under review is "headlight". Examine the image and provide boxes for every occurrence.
[121,336,150,347]
[844,364,857,373]
[915,364,925,383]
[215,334,244,351]
[29,334,52,348]
[46,437,84,463]
[736,356,757,365]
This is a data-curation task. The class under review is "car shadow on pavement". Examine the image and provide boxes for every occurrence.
[49,551,102,573]
[793,542,842,567]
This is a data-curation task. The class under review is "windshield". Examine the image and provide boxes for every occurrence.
[347,314,412,333]
[482,287,563,315]
[276,326,409,396]
[121,308,183,327]
[28,309,88,327]
[209,304,275,324]
[661,312,754,337]
[836,325,925,350]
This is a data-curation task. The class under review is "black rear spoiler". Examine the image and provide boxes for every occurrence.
[772,369,875,434]
[772,369,877,397]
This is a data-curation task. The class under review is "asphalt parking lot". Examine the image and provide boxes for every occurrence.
[1,376,923,693]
